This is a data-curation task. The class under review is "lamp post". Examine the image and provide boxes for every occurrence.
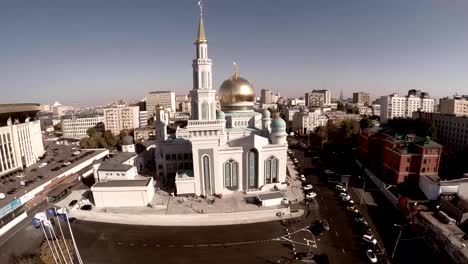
[359,176,366,205]
[392,224,403,259]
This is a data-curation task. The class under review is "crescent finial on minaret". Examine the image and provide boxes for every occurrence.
[197,0,203,16]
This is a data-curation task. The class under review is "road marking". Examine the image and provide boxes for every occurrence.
[342,248,346,254]
[155,245,160,247]
[143,244,148,247]
[129,243,134,246]
[211,243,222,246]
[335,231,339,237]
[197,244,208,247]
[183,245,194,247]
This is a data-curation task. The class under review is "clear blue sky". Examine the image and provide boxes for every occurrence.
[1,0,468,106]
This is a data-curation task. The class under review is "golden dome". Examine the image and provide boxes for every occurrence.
[219,73,255,112]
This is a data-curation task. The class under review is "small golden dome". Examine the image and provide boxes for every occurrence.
[219,72,255,112]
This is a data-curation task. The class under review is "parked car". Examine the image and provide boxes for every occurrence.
[0,193,5,200]
[309,225,324,236]
[38,162,48,168]
[365,249,378,263]
[303,184,313,191]
[8,178,16,183]
[80,205,92,211]
[362,234,377,245]
[335,184,346,192]
[300,175,306,181]
[68,200,78,207]
[7,188,17,195]
[354,215,367,224]
[347,206,359,213]
[305,192,317,199]
[318,220,330,231]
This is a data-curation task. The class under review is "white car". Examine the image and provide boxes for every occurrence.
[335,184,346,192]
[305,192,317,199]
[362,234,377,245]
[324,169,334,175]
[38,162,48,168]
[0,193,5,200]
[72,151,80,155]
[339,192,349,199]
[300,175,306,181]
[365,249,378,263]
[64,162,72,166]
[303,184,313,191]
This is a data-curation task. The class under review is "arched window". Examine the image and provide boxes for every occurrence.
[265,156,279,184]
[201,102,208,120]
[224,159,239,190]
[248,149,258,189]
[202,155,211,194]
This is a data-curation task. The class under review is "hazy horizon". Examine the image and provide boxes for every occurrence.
[1,0,468,106]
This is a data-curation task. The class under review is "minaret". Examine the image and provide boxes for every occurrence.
[189,2,216,121]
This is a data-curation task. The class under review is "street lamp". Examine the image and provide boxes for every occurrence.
[392,224,403,259]
[359,176,366,205]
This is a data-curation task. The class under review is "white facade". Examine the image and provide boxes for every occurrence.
[292,109,328,135]
[439,96,468,116]
[154,13,288,197]
[146,91,176,117]
[260,89,274,104]
[0,119,45,177]
[92,178,155,207]
[139,110,148,127]
[103,106,140,135]
[284,108,300,122]
[380,93,435,123]
[61,114,104,140]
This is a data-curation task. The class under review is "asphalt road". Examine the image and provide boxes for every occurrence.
[0,146,370,264]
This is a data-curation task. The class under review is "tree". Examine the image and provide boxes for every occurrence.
[315,126,328,149]
[359,117,372,130]
[103,130,117,149]
[86,127,97,138]
[39,239,75,264]
[337,101,345,112]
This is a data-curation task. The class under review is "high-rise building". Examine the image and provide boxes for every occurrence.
[305,89,331,108]
[137,101,147,127]
[353,92,371,105]
[439,95,468,116]
[175,94,191,113]
[0,104,45,176]
[380,90,435,123]
[260,89,274,104]
[52,102,74,119]
[146,91,176,117]
[103,106,140,135]
[61,113,104,139]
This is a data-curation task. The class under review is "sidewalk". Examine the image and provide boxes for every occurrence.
[69,208,304,226]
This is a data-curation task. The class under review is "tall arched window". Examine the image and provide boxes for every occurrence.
[201,102,208,120]
[224,159,239,190]
[265,156,279,184]
[248,149,258,189]
[202,155,211,194]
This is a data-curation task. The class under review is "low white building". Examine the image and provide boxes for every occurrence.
[92,178,155,207]
[419,174,468,201]
[292,108,328,135]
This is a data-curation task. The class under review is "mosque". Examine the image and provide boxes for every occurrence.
[153,7,288,197]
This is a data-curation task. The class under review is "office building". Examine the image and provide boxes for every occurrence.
[103,106,140,135]
[439,95,468,116]
[353,92,371,105]
[0,104,45,177]
[380,91,435,123]
[61,114,104,140]
[292,109,328,135]
[305,89,331,108]
[146,91,176,117]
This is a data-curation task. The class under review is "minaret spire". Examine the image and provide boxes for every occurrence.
[196,1,207,43]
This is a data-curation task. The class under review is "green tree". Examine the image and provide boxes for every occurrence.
[103,130,117,149]
[315,126,328,149]
[337,101,345,112]
[359,117,372,129]
[86,127,97,137]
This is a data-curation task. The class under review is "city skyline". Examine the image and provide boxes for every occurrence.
[1,0,468,106]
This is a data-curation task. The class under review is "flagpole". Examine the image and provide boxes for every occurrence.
[48,227,62,262]
[41,221,59,264]
[50,223,69,264]
[55,208,74,264]
[64,211,84,264]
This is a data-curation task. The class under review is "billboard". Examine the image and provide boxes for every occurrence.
[0,199,22,219]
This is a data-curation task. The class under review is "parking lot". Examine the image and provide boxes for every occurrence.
[0,140,97,208]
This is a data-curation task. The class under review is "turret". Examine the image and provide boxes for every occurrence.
[261,109,271,134]
[270,116,287,145]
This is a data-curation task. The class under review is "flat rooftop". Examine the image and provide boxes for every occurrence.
[93,179,150,188]
[257,192,284,200]
[98,163,133,172]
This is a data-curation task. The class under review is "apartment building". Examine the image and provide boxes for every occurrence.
[353,92,371,105]
[103,106,140,135]
[380,90,435,123]
[439,95,468,116]
[62,114,104,139]
[146,91,176,117]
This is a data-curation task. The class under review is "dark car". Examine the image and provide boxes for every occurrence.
[68,200,78,207]
[7,188,17,195]
[80,204,92,210]
[36,175,44,180]
[309,225,324,236]
[8,178,16,183]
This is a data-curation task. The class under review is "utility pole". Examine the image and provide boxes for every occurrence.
[392,224,403,259]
